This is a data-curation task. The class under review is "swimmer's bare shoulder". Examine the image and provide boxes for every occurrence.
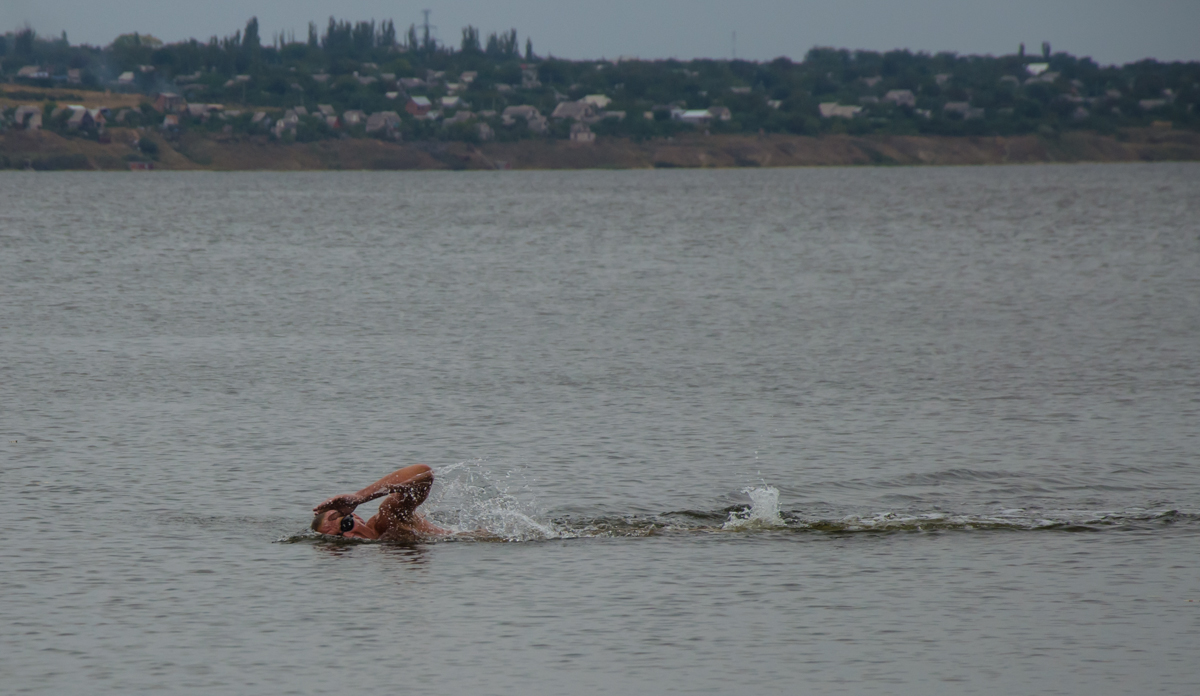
[312,464,451,540]
[376,512,450,540]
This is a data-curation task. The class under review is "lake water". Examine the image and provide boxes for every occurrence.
[2,163,1198,695]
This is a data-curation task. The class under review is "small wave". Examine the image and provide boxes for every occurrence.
[574,506,1195,538]
[784,509,1181,533]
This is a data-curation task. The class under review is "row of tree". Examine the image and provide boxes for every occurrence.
[2,18,1198,141]
[1,18,532,79]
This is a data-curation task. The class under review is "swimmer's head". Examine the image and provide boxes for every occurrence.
[311,511,338,534]
[312,511,358,536]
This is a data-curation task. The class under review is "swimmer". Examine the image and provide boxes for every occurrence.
[312,464,447,539]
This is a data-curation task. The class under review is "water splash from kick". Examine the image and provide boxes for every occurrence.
[427,460,567,542]
[723,485,786,530]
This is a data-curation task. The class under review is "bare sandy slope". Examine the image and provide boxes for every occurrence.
[3,127,1198,171]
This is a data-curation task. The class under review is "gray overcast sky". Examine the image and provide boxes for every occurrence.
[4,0,1198,66]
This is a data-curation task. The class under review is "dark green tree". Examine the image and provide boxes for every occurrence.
[486,30,518,57]
[243,17,260,50]
[421,20,434,53]
[379,20,396,49]
[240,17,261,71]
[351,21,375,55]
[461,26,481,53]
[15,26,35,57]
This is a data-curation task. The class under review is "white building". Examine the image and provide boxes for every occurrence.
[818,103,863,118]
[17,65,49,79]
[675,109,713,124]
[582,94,611,109]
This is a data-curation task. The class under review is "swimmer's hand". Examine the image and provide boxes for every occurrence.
[313,494,362,517]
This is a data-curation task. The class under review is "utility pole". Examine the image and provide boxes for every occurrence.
[421,9,436,52]
[732,31,737,60]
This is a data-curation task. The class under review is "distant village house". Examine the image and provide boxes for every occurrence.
[154,93,186,113]
[405,96,432,117]
[943,102,985,119]
[707,106,732,121]
[365,111,402,136]
[551,101,597,122]
[883,90,916,107]
[502,105,547,133]
[16,65,50,80]
[674,109,713,124]
[569,122,596,143]
[13,105,43,130]
[818,103,863,118]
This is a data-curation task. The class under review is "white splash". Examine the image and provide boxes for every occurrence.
[427,460,567,542]
[723,485,786,530]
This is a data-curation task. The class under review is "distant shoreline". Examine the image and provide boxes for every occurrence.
[3,127,1198,171]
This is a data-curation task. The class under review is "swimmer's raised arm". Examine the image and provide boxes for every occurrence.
[313,464,434,516]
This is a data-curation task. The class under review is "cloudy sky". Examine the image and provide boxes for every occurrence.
[4,0,1198,66]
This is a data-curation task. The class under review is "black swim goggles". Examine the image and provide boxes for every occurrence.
[339,514,356,534]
